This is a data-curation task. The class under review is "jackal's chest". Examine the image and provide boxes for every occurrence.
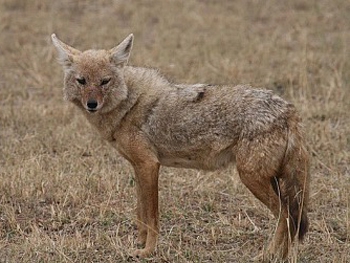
[85,114,117,142]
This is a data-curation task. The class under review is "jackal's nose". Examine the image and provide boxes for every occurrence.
[87,99,98,111]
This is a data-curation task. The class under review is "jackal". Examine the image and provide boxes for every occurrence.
[51,33,310,261]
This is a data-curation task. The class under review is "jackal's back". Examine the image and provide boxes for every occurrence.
[142,84,295,169]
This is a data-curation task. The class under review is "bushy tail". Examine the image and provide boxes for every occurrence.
[280,120,310,241]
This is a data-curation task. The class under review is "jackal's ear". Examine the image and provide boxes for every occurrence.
[110,34,134,66]
[51,34,81,68]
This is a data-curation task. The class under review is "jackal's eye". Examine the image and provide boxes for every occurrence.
[76,77,86,85]
[100,78,111,86]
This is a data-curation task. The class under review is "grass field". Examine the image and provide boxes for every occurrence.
[0,0,349,262]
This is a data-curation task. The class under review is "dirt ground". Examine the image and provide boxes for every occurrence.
[0,0,349,262]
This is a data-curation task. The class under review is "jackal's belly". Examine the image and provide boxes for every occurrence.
[159,156,205,169]
[157,146,236,170]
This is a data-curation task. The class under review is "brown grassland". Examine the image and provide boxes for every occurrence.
[0,0,349,262]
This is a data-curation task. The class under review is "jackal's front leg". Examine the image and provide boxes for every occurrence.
[132,161,160,258]
[135,182,148,246]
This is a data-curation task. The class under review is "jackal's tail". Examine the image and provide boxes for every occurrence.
[279,119,310,241]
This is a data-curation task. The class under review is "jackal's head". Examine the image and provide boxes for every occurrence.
[51,33,133,113]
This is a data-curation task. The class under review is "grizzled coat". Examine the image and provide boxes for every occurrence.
[52,33,310,261]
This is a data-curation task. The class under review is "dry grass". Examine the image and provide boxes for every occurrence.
[0,0,349,262]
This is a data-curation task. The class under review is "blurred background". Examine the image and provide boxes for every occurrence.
[0,0,349,262]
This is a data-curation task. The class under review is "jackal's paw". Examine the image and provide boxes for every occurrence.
[252,251,287,263]
[136,234,147,247]
[252,252,264,262]
[132,248,153,259]
[266,244,289,262]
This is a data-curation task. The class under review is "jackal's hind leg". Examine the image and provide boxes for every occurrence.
[237,168,290,260]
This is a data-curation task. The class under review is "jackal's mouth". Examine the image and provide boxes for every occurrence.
[87,109,98,113]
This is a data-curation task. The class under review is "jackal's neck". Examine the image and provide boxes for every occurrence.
[122,66,171,94]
